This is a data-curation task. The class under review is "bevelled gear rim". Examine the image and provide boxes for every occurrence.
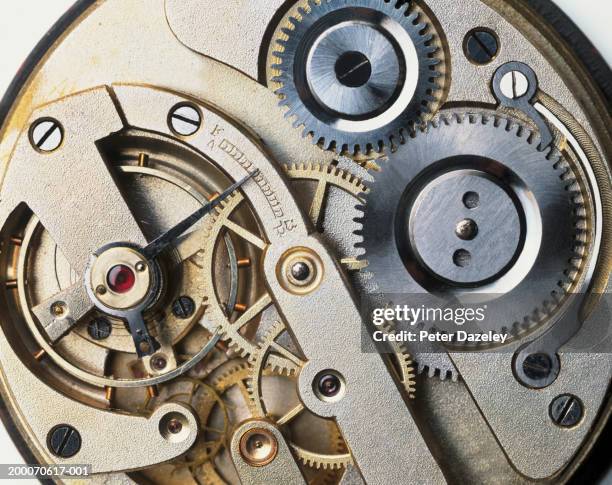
[272,0,443,153]
[357,111,589,347]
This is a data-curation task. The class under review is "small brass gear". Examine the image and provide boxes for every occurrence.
[196,193,275,358]
[205,162,370,360]
[142,359,256,485]
[283,161,368,271]
[247,321,415,470]
[282,162,367,218]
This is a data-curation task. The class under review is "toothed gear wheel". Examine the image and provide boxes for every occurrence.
[199,192,263,357]
[283,161,367,267]
[357,112,590,353]
[198,194,292,375]
[247,321,416,470]
[272,0,442,153]
[248,321,353,470]
[181,360,256,484]
[206,162,370,362]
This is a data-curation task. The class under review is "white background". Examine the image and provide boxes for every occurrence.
[0,0,610,482]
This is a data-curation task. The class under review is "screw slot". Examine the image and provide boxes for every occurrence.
[172,296,196,319]
[499,70,530,99]
[47,425,81,458]
[88,317,112,340]
[168,103,202,136]
[30,118,63,152]
[549,394,583,428]
[335,51,372,88]
[464,29,499,65]
[522,353,553,381]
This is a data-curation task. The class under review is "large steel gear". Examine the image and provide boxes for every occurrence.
[272,0,443,153]
[357,111,590,349]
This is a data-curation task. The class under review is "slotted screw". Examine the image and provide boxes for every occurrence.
[464,29,499,64]
[172,296,196,319]
[30,118,63,152]
[550,394,583,427]
[47,425,81,458]
[88,317,112,340]
[522,353,552,381]
[499,70,530,99]
[168,104,201,136]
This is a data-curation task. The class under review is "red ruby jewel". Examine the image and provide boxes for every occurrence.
[107,264,136,294]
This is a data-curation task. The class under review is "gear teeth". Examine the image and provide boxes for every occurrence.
[377,323,417,397]
[191,359,259,482]
[209,360,250,389]
[265,360,299,376]
[417,363,458,382]
[292,445,352,470]
[421,33,435,45]
[270,0,444,153]
[546,147,561,161]
[248,321,355,469]
[307,0,318,11]
[201,192,268,358]
[415,21,428,33]
[406,12,419,23]
[214,326,253,357]
[246,320,289,406]
[356,110,587,364]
